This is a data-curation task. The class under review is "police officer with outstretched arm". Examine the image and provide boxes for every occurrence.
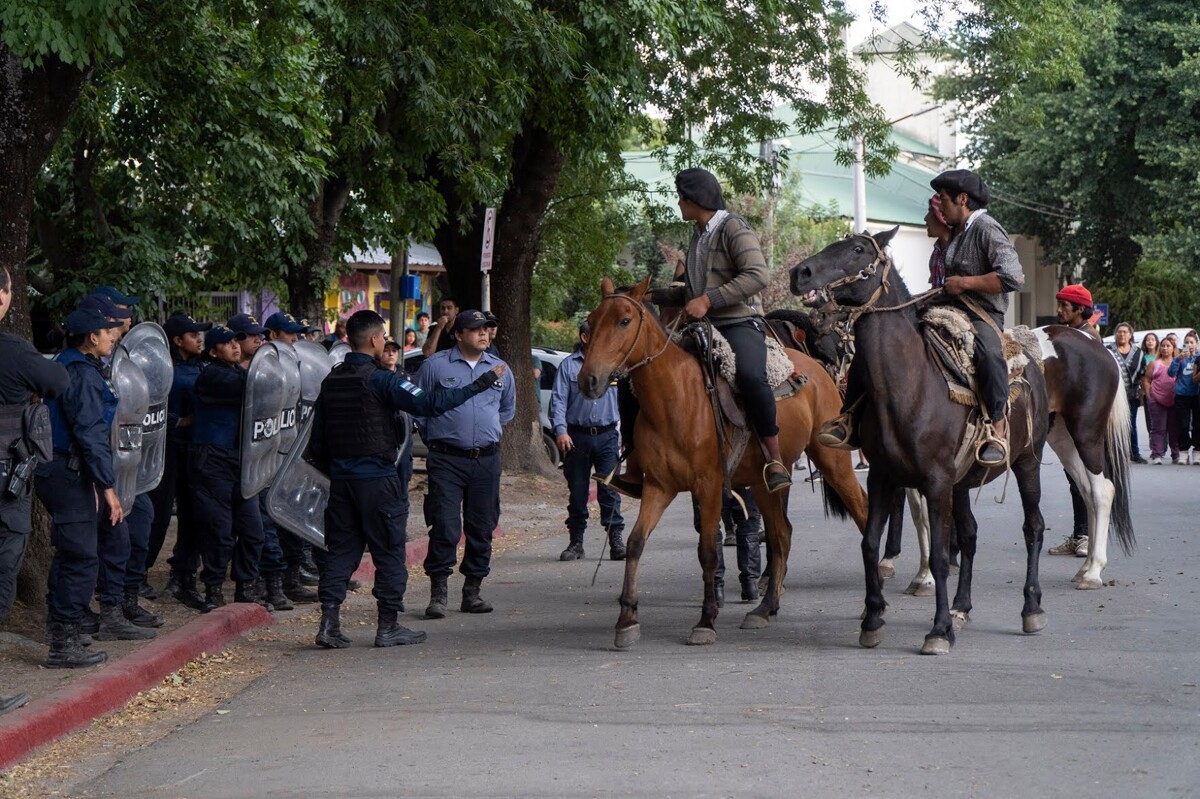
[416,310,515,619]
[0,265,69,712]
[308,310,505,649]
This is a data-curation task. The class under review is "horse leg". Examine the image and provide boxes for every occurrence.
[688,485,723,646]
[805,444,869,532]
[903,488,934,596]
[741,486,791,630]
[858,472,894,648]
[1008,453,1049,633]
[1072,468,1114,590]
[949,485,977,631]
[920,486,955,655]
[614,487,674,650]
[878,490,905,580]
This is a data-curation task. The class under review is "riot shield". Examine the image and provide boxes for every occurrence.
[273,342,302,464]
[294,340,332,429]
[239,344,291,498]
[265,408,328,548]
[328,341,350,367]
[120,322,171,494]
[109,348,150,515]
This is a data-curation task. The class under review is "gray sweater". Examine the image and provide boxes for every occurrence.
[941,211,1025,318]
[652,213,768,321]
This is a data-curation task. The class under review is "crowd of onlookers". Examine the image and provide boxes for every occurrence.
[1108,325,1200,464]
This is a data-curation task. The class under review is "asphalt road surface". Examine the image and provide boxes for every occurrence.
[74,457,1199,798]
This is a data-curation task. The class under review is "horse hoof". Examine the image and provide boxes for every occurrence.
[920,637,952,655]
[878,562,896,580]
[907,582,934,597]
[859,628,884,648]
[951,611,969,631]
[1075,577,1103,591]
[1022,612,1048,634]
[687,626,717,646]
[740,613,769,630]
[614,624,641,649]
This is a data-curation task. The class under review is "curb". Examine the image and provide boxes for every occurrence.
[351,526,505,583]
[0,603,273,771]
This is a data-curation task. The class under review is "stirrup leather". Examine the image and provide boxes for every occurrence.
[817,413,855,450]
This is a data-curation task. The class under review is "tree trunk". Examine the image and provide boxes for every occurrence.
[285,178,352,323]
[0,48,92,613]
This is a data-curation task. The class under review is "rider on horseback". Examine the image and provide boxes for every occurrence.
[604,167,792,496]
[819,168,1025,467]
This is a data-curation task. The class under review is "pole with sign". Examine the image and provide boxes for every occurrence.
[480,207,495,312]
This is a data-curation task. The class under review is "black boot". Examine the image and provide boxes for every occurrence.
[608,527,627,561]
[234,580,271,609]
[714,575,725,609]
[315,603,351,649]
[203,583,226,613]
[283,565,319,603]
[45,621,107,669]
[172,572,208,611]
[0,692,30,716]
[96,603,157,640]
[164,572,181,598]
[425,576,448,619]
[559,532,584,561]
[460,576,493,614]
[736,514,762,603]
[264,574,294,611]
[374,608,427,647]
[138,581,159,600]
[123,588,165,628]
[80,605,100,635]
[298,564,320,587]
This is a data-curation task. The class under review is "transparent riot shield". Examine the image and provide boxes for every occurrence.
[264,409,328,548]
[120,322,171,495]
[328,341,350,367]
[109,349,150,515]
[239,344,290,498]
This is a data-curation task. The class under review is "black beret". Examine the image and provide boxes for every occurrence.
[930,169,990,206]
[675,168,727,211]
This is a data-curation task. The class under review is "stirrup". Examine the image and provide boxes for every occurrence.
[974,433,1008,467]
[817,415,855,450]
[763,461,792,493]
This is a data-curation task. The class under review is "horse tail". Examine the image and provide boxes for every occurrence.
[1104,385,1136,556]
[821,477,852,522]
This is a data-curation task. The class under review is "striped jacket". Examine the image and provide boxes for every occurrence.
[653,212,768,322]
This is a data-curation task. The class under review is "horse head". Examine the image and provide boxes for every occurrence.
[789,227,899,309]
[579,276,653,399]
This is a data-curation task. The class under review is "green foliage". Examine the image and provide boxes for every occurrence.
[1093,258,1200,330]
[0,0,135,67]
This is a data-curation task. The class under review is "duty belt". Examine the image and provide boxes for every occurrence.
[567,422,617,436]
[427,441,498,459]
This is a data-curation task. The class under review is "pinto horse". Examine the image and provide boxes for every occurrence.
[579,276,867,648]
[790,229,1054,654]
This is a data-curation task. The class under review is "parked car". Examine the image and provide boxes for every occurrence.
[403,346,570,466]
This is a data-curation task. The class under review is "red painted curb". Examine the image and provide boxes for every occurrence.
[0,603,273,771]
[351,526,505,584]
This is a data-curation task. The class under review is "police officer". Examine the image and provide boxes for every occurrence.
[308,310,504,648]
[0,265,70,708]
[36,304,128,667]
[189,325,266,610]
[227,312,267,364]
[550,321,625,561]
[416,310,515,618]
[147,313,211,610]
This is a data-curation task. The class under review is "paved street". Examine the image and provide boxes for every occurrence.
[73,455,1199,798]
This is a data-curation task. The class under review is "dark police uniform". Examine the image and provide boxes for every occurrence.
[189,349,264,607]
[416,328,514,615]
[549,347,624,560]
[309,350,499,647]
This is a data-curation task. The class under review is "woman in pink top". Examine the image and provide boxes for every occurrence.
[1143,336,1180,464]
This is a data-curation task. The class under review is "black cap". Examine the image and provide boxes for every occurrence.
[79,294,132,320]
[92,285,140,306]
[454,310,489,330]
[64,307,123,336]
[164,313,213,339]
[264,312,306,334]
[383,336,401,350]
[227,313,266,336]
[675,167,727,211]
[205,325,240,349]
[483,311,498,328]
[931,169,990,206]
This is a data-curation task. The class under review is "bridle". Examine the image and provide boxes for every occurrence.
[594,293,681,376]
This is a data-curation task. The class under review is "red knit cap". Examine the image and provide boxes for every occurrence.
[1055,284,1093,307]
[928,194,948,226]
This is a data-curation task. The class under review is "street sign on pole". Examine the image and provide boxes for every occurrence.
[480,207,496,273]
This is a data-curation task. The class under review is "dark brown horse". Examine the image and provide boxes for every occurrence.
[578,277,867,648]
[791,229,1053,654]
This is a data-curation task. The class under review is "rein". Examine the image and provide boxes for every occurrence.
[600,293,682,376]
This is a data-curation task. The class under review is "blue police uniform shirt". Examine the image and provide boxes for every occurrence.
[415,346,515,448]
[550,349,618,435]
[44,348,119,489]
[191,359,247,450]
[167,357,205,445]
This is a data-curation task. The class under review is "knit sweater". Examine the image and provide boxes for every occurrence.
[941,211,1025,318]
[652,213,768,322]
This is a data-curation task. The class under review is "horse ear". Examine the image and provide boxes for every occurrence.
[874,225,900,249]
[601,276,616,297]
[628,276,651,301]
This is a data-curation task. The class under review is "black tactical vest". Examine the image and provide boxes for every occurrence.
[0,404,23,454]
[321,361,397,460]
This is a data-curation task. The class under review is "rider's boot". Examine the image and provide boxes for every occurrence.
[760,435,792,493]
[817,412,857,450]
[595,449,642,499]
[976,417,1009,467]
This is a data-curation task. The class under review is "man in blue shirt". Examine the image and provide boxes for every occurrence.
[416,310,515,619]
[550,322,624,561]
[309,310,505,648]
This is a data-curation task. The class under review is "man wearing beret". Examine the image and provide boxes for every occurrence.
[608,167,790,496]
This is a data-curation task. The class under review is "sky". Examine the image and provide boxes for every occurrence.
[844,0,934,45]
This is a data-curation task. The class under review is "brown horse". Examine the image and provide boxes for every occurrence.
[578,276,867,649]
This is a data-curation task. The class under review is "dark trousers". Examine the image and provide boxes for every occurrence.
[315,474,410,611]
[692,488,762,584]
[189,446,264,586]
[0,494,31,622]
[1175,394,1198,451]
[123,493,153,592]
[94,513,131,606]
[258,490,286,576]
[1129,397,1141,456]
[966,311,1008,422]
[151,443,201,576]
[717,318,778,438]
[1067,470,1088,540]
[423,449,500,580]
[35,458,100,623]
[562,427,623,536]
